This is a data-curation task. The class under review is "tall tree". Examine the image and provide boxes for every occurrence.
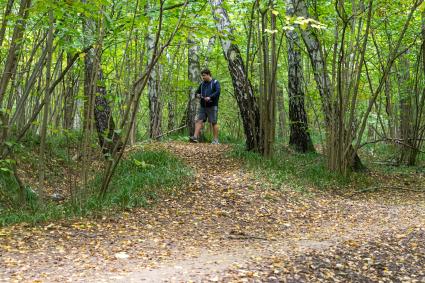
[0,0,32,144]
[94,70,121,155]
[285,0,314,152]
[39,9,54,183]
[0,0,15,49]
[187,33,201,136]
[146,0,163,139]
[82,0,97,134]
[397,53,414,164]
[209,0,263,153]
[292,0,365,172]
[63,52,78,130]
[257,2,278,157]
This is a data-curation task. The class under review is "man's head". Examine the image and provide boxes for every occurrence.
[201,69,212,82]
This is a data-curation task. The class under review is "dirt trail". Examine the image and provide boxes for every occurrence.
[1,142,424,282]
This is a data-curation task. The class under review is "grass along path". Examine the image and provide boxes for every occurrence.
[0,142,424,282]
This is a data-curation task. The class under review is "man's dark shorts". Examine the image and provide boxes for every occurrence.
[198,106,218,124]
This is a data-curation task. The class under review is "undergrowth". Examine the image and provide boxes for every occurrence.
[231,142,424,195]
[231,144,369,193]
[0,140,192,226]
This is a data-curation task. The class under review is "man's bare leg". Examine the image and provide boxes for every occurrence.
[193,120,204,138]
[213,123,219,141]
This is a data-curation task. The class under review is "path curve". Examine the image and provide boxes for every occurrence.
[1,142,424,282]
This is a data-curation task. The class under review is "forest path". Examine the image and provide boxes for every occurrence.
[1,142,424,282]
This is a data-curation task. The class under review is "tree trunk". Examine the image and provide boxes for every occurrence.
[209,0,262,152]
[167,101,175,131]
[399,100,413,164]
[83,28,96,133]
[94,70,121,155]
[146,0,163,139]
[0,0,31,144]
[0,0,15,49]
[39,10,54,184]
[203,36,216,68]
[293,0,364,170]
[257,5,278,157]
[286,0,315,152]
[277,87,287,140]
[385,76,395,139]
[408,11,425,165]
[397,52,416,165]
[187,34,201,136]
[64,51,77,130]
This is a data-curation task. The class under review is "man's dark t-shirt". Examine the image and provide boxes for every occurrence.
[196,79,221,107]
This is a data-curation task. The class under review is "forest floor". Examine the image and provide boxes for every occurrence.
[1,142,425,282]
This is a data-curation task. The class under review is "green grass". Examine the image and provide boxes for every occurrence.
[0,148,193,226]
[230,144,369,193]
[231,140,425,195]
[16,130,84,162]
[87,149,193,211]
[361,142,425,173]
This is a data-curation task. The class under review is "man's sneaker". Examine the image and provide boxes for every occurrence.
[189,136,199,143]
[211,139,220,145]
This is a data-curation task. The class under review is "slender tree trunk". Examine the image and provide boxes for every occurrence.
[83,32,96,134]
[293,0,364,170]
[258,4,278,156]
[81,0,100,191]
[64,51,77,130]
[209,0,262,152]
[157,46,180,134]
[0,0,15,49]
[385,76,395,139]
[286,0,314,152]
[0,0,31,144]
[94,70,121,155]
[187,33,201,136]
[146,0,163,139]
[277,87,287,140]
[409,10,425,164]
[39,10,54,184]
[397,53,416,165]
[167,101,175,131]
[9,36,47,130]
[269,6,277,152]
[83,60,95,133]
[294,0,332,122]
[203,36,216,68]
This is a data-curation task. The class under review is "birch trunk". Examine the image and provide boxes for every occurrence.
[94,70,121,155]
[187,34,201,136]
[209,0,262,152]
[286,0,314,152]
[146,0,163,139]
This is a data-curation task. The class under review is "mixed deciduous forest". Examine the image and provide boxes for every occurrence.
[0,0,425,281]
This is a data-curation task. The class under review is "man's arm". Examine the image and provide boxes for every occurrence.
[209,80,221,98]
[196,84,201,94]
[195,84,201,98]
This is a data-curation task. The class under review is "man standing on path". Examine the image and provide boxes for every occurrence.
[189,69,221,144]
